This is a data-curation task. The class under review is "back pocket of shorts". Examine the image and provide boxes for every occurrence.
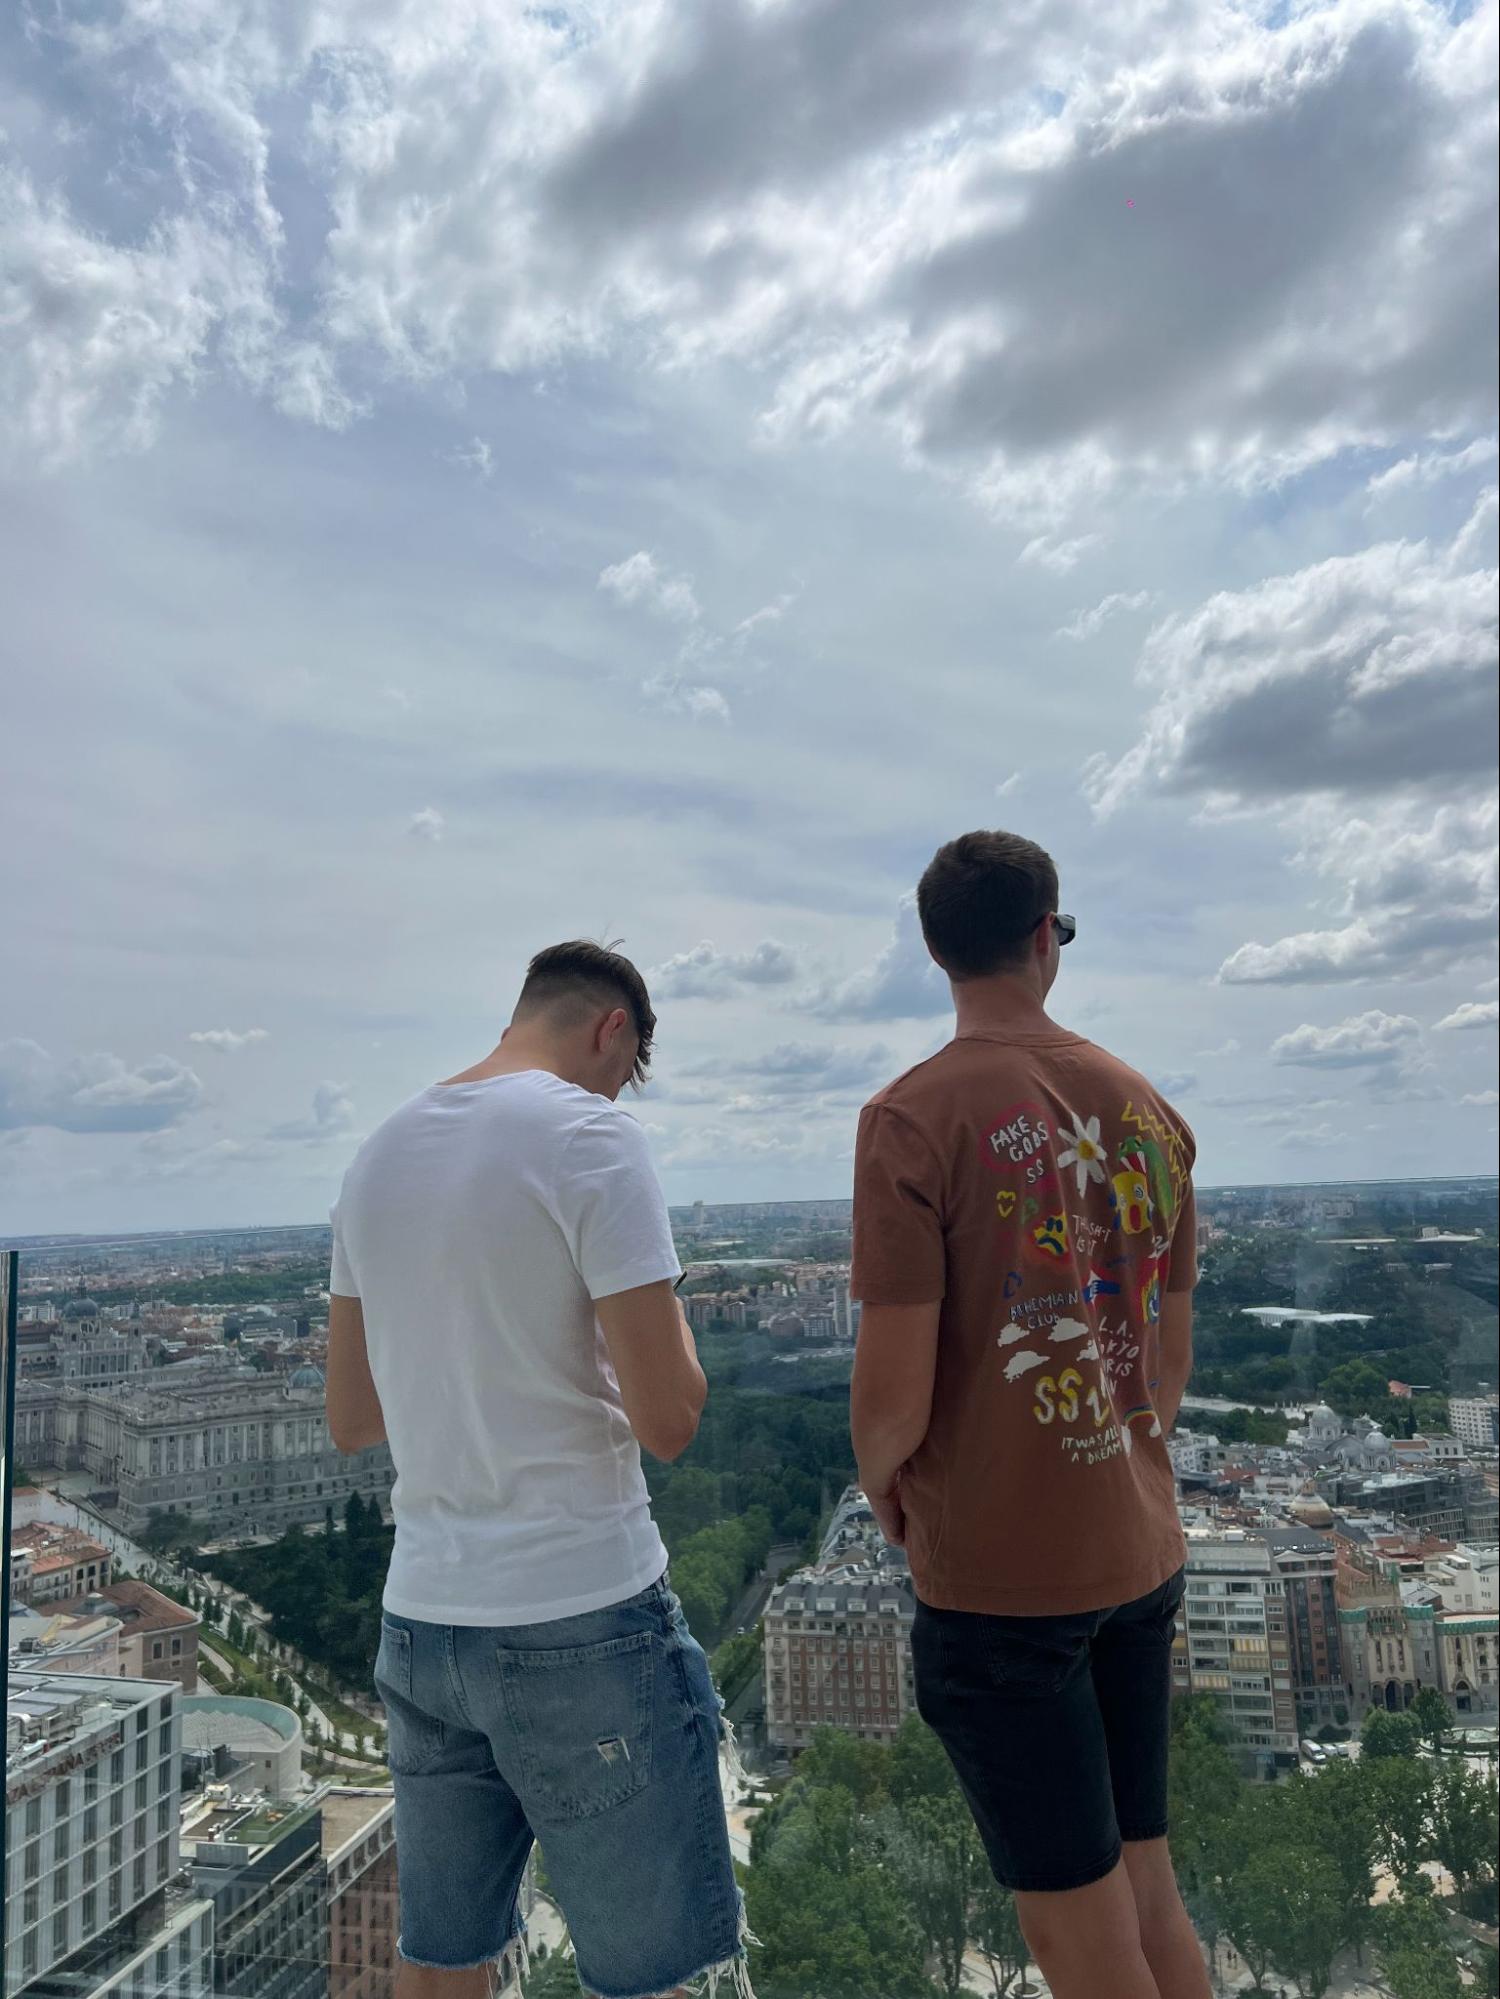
[376,1620,446,1774]
[497,1631,655,1825]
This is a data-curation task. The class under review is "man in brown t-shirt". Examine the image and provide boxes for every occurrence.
[851,830,1210,1999]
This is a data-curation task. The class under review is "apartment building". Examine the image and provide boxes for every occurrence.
[764,1569,918,1753]
[10,1522,114,1606]
[5,1672,185,1993]
[1265,1528,1346,1728]
[1448,1395,1500,1451]
[1173,1531,1299,1776]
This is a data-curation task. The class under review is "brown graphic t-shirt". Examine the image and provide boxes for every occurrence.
[851,1022,1196,1616]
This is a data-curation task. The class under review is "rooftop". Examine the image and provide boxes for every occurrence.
[320,1785,396,1858]
[53,1577,198,1635]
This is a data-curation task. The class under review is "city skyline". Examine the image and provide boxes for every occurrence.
[2,0,1497,1235]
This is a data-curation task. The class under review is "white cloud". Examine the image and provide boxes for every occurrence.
[1089,506,1497,817]
[1155,1070,1197,1098]
[1460,1089,1499,1106]
[268,1081,355,1145]
[1055,590,1155,642]
[1434,1000,1499,1031]
[994,772,1023,799]
[0,1040,204,1134]
[189,1028,270,1054]
[443,435,493,480]
[687,1041,893,1099]
[1276,1123,1344,1150]
[1216,796,1499,986]
[1019,535,1100,575]
[1269,1010,1422,1069]
[649,940,801,1000]
[800,894,950,1023]
[7,0,1491,526]
[599,551,701,625]
[407,808,445,842]
[0,159,276,464]
[641,673,731,725]
[1364,437,1497,504]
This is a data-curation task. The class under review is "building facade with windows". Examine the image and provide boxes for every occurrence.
[5,1672,184,1994]
[13,1366,393,1540]
[1172,1531,1299,1775]
[1265,1528,1347,1728]
[764,1570,918,1753]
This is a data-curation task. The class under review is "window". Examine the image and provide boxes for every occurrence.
[53,1910,69,1955]
[56,1779,72,1815]
[23,1883,39,1924]
[24,1840,40,1882]
[82,1887,98,1933]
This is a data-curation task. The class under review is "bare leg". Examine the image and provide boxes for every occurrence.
[1121,1838,1213,1999]
[1014,1857,1162,1999]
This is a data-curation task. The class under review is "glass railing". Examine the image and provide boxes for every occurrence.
[6,1198,1498,1999]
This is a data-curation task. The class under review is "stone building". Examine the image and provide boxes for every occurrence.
[14,1360,393,1541]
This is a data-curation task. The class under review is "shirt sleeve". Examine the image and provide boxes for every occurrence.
[329,1198,359,1299]
[850,1103,946,1305]
[552,1110,683,1302]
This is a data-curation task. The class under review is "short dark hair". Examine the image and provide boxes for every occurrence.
[917,831,1060,979]
[515,940,656,1087]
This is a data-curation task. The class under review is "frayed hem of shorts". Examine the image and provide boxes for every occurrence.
[400,1924,530,1979]
[577,1908,760,1999]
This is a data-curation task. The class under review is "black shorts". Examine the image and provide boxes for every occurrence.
[912,1566,1186,1894]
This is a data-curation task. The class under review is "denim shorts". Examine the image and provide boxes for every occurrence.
[374,1574,752,1996]
[912,1566,1187,1894]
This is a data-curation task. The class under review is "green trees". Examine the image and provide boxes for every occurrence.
[1362,1707,1427,1760]
[1430,1760,1500,1900]
[1410,1685,1451,1753]
[1374,1898,1466,1999]
[201,1494,391,1688]
[744,1717,1030,1999]
[1162,1693,1489,1997]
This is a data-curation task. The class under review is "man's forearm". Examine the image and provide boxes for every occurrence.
[677,1305,708,1416]
[1156,1340,1193,1433]
[854,1412,926,1500]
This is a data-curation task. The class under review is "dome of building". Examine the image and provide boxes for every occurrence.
[286,1362,325,1392]
[62,1294,102,1321]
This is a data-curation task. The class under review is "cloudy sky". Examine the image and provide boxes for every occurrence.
[2,0,1496,1236]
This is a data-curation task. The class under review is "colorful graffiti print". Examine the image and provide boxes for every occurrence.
[1109,1142,1154,1235]
[1026,1209,1070,1264]
[1119,1099,1190,1220]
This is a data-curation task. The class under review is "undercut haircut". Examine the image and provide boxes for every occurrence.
[515,939,656,1087]
[917,830,1060,980]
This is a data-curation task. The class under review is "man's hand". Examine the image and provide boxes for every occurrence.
[867,1475,907,1547]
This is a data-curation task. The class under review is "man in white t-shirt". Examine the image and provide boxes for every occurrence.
[326,941,754,1999]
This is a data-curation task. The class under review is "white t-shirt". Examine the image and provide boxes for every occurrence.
[329,1069,680,1626]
